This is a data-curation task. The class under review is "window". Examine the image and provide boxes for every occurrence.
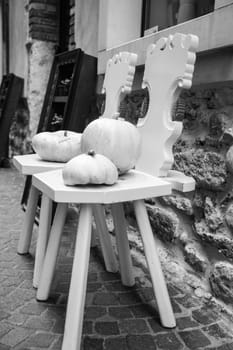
[142,0,215,35]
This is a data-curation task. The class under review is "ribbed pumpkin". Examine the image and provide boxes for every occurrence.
[62,150,118,185]
[81,118,141,174]
[32,130,82,163]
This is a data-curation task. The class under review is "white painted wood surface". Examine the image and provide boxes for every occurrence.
[61,204,93,350]
[136,33,198,177]
[17,185,40,254]
[111,203,135,286]
[37,203,68,301]
[13,154,65,175]
[165,170,195,192]
[101,52,137,119]
[32,169,172,204]
[33,194,52,288]
[92,204,118,272]
[133,199,176,328]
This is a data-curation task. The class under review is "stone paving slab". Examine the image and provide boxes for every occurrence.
[0,166,233,349]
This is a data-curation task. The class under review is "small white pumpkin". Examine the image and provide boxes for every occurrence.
[62,150,118,185]
[81,118,141,174]
[32,130,82,162]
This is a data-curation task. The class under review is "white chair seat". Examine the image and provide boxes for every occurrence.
[32,168,172,204]
[13,154,65,175]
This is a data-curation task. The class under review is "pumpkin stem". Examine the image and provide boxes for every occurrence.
[64,130,67,137]
[88,150,95,157]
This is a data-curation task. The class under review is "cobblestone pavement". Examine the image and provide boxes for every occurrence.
[0,165,233,350]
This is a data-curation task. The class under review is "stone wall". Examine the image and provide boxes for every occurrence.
[115,85,233,313]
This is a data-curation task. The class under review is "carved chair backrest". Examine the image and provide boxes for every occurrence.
[136,33,198,177]
[100,33,199,178]
[101,51,138,120]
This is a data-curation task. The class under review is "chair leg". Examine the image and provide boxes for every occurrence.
[33,194,53,288]
[17,185,40,254]
[36,202,68,301]
[62,204,93,350]
[111,203,135,286]
[133,199,176,328]
[92,204,118,273]
[90,225,98,248]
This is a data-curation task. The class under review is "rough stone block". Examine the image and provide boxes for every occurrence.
[147,205,179,242]
[178,329,211,349]
[85,306,107,320]
[82,321,93,335]
[209,261,233,303]
[204,196,223,231]
[23,332,58,348]
[184,242,208,273]
[0,327,34,347]
[93,293,119,306]
[203,323,233,341]
[174,149,227,191]
[126,334,156,350]
[176,316,199,330]
[104,337,128,350]
[82,336,104,350]
[194,220,233,259]
[209,112,227,138]
[95,321,119,335]
[109,306,133,319]
[117,292,142,305]
[225,203,233,231]
[160,193,194,216]
[119,319,149,334]
[155,332,184,350]
[192,306,219,325]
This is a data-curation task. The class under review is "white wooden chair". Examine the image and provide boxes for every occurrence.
[13,51,137,288]
[32,33,198,350]
[13,155,68,289]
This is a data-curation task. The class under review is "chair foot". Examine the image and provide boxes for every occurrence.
[17,252,30,256]
[17,185,39,254]
[133,199,176,328]
[111,203,135,287]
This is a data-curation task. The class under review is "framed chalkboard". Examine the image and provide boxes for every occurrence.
[37,48,97,133]
[0,74,24,167]
[21,49,97,213]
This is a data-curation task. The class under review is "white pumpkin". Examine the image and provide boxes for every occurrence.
[32,130,82,162]
[62,150,118,185]
[81,118,141,174]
